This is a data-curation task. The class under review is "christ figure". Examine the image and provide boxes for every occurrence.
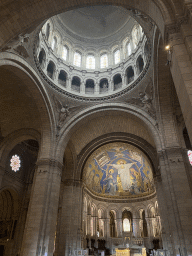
[108,161,135,190]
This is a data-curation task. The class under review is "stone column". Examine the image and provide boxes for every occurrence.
[94,81,100,95]
[132,218,140,238]
[20,158,63,256]
[169,30,192,143]
[0,165,5,188]
[54,69,59,82]
[57,179,83,256]
[108,51,113,68]
[80,81,86,94]
[116,218,122,237]
[120,45,124,61]
[95,54,100,70]
[66,77,71,90]
[121,74,126,88]
[82,53,86,69]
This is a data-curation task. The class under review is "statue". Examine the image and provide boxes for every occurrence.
[53,96,81,129]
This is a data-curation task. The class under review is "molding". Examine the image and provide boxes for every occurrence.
[83,186,156,203]
[36,158,63,170]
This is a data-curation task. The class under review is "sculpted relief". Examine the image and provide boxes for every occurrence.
[83,142,155,198]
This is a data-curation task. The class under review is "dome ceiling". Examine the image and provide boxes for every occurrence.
[56,6,131,40]
[83,142,155,199]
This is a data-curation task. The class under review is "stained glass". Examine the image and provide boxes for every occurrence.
[127,43,132,56]
[100,54,108,68]
[10,155,21,172]
[188,150,192,165]
[62,46,68,61]
[52,37,57,51]
[86,55,95,69]
[123,218,130,232]
[74,52,81,67]
[114,50,120,64]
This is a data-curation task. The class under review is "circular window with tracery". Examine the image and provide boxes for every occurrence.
[10,155,21,172]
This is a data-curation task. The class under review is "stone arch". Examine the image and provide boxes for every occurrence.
[99,78,109,93]
[113,73,122,90]
[71,76,81,92]
[85,79,95,94]
[56,103,162,165]
[136,55,144,75]
[47,60,56,79]
[38,48,46,68]
[58,70,67,86]
[0,129,40,170]
[126,66,134,84]
[0,56,54,160]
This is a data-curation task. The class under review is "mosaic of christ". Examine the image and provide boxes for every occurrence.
[83,142,155,198]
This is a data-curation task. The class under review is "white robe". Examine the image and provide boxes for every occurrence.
[111,163,134,190]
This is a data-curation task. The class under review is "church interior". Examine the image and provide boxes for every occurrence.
[0,1,192,256]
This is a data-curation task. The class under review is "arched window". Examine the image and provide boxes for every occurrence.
[113,74,122,91]
[47,61,56,79]
[136,55,144,74]
[74,52,81,67]
[85,79,95,94]
[122,210,132,232]
[123,218,130,232]
[71,76,80,93]
[52,37,57,51]
[126,66,134,84]
[127,43,132,56]
[86,55,95,69]
[114,49,120,64]
[38,48,46,68]
[100,78,108,93]
[58,70,67,86]
[62,46,68,61]
[46,23,50,40]
[132,26,140,49]
[100,54,108,68]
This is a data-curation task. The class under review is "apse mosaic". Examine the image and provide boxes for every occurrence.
[83,143,155,198]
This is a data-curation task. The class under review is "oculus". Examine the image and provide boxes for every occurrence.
[83,142,155,198]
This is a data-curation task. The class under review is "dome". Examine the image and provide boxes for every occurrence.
[82,142,155,199]
[36,5,150,99]
[56,6,132,41]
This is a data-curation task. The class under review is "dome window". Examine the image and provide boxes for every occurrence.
[86,55,95,69]
[46,23,50,40]
[132,26,140,49]
[74,52,81,67]
[62,46,68,61]
[123,218,130,232]
[127,42,132,56]
[100,54,108,69]
[114,49,120,64]
[52,37,57,51]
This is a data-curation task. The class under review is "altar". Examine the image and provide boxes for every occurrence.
[115,247,147,256]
